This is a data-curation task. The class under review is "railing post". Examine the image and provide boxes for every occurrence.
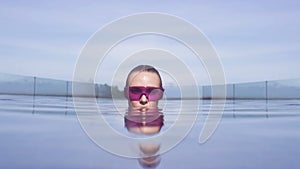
[32,76,36,114]
[265,80,268,100]
[33,76,36,97]
[233,83,235,100]
[66,81,69,97]
[202,85,204,99]
[65,81,69,114]
[95,84,98,98]
[232,83,236,115]
[265,80,269,114]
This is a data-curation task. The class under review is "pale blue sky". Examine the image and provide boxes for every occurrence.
[1,0,300,85]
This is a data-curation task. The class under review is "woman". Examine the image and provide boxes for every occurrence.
[124,65,164,109]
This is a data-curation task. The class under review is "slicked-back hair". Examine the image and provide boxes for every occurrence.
[125,65,163,88]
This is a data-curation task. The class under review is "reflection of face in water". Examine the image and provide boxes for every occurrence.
[124,108,164,168]
[125,108,164,134]
[125,65,164,109]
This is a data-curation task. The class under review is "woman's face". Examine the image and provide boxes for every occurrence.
[127,71,161,109]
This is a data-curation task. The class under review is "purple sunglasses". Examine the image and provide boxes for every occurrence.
[125,86,164,101]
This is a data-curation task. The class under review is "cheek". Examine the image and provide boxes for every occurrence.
[130,101,140,107]
[149,101,158,107]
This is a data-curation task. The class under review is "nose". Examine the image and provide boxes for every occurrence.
[139,94,149,105]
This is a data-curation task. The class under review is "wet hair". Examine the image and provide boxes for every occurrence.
[125,65,163,87]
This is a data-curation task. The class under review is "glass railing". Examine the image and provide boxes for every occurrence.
[0,73,299,99]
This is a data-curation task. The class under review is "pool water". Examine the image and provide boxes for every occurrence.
[0,95,300,169]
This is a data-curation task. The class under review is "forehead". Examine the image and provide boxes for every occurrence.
[128,71,161,87]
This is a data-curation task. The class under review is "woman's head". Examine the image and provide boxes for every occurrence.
[125,65,164,109]
[125,65,162,87]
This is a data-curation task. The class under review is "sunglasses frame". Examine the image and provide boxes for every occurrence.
[124,86,164,101]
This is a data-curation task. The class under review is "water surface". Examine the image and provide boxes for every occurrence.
[0,95,300,169]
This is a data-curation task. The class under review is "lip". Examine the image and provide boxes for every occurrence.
[136,105,149,110]
[130,101,151,109]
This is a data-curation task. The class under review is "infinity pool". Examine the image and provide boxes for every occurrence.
[0,95,300,169]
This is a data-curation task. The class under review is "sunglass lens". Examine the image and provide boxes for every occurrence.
[149,88,163,101]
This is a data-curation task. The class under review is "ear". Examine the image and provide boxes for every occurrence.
[124,87,129,99]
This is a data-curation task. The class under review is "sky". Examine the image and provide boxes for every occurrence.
[1,0,300,87]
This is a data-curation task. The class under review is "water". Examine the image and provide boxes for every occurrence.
[0,95,300,169]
